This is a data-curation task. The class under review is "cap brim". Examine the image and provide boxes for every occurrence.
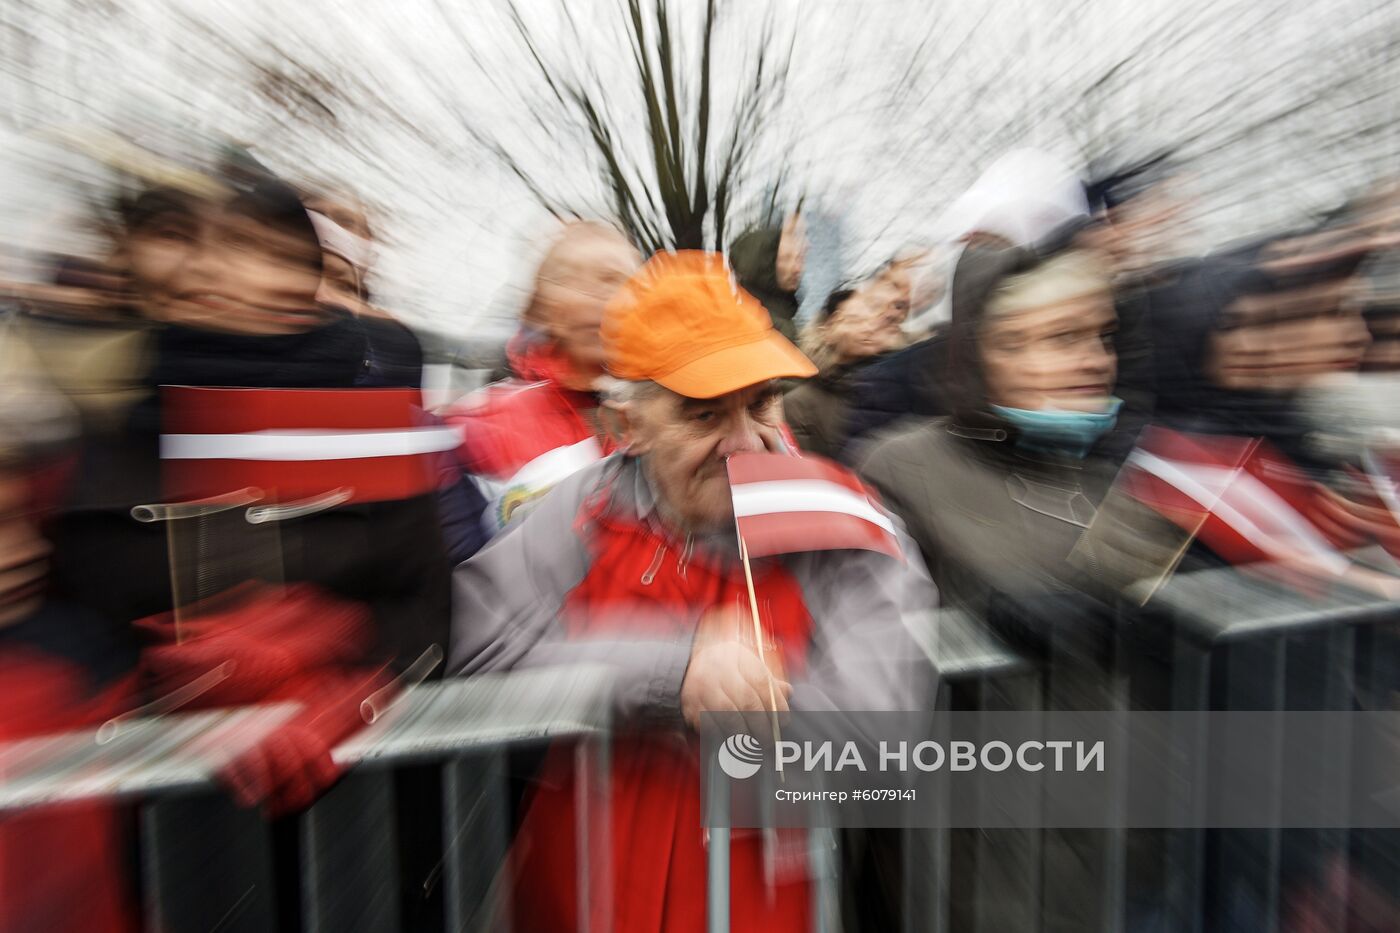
[655,331,817,399]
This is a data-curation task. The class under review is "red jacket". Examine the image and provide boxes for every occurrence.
[0,648,138,933]
[447,333,614,477]
[511,474,813,933]
[445,334,615,529]
[451,455,937,932]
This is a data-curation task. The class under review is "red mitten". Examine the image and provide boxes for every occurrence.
[219,666,390,816]
[1303,473,1400,557]
[138,582,375,706]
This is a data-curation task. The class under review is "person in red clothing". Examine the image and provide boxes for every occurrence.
[446,221,641,531]
[0,398,141,932]
[450,252,938,933]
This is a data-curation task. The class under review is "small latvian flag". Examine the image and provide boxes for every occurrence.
[726,451,902,560]
[160,387,461,504]
[1120,425,1348,575]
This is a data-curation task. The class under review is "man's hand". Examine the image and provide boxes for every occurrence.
[680,638,791,733]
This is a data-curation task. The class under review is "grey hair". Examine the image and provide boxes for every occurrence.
[596,376,662,405]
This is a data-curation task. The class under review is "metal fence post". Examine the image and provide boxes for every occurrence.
[707,754,730,933]
[140,794,277,933]
[299,769,402,933]
[441,749,511,932]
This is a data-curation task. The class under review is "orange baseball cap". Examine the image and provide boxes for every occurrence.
[602,250,816,398]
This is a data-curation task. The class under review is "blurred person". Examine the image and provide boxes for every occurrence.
[857,244,1124,620]
[1071,228,1387,605]
[1079,155,1202,455]
[1081,238,1398,933]
[786,286,907,458]
[1083,152,1191,282]
[729,211,806,341]
[450,251,935,933]
[883,245,948,335]
[43,155,452,815]
[444,221,640,535]
[5,254,153,435]
[0,377,140,932]
[868,260,912,322]
[304,193,427,387]
[838,152,1093,458]
[856,241,1174,933]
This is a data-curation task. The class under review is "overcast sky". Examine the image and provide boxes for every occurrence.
[3,0,1396,336]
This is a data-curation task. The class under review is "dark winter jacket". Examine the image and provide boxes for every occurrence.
[837,335,949,462]
[785,356,885,460]
[47,316,452,675]
[857,245,1127,630]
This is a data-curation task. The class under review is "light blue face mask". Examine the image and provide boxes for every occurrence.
[991,398,1123,459]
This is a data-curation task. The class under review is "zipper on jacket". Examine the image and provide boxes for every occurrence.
[678,533,694,579]
[641,542,666,585]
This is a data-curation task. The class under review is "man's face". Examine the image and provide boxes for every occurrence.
[1207,282,1371,391]
[131,201,325,335]
[980,290,1118,412]
[776,215,807,293]
[623,382,787,532]
[825,291,905,363]
[0,473,50,629]
[537,230,640,382]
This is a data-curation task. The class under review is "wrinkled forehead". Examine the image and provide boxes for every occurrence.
[981,291,1116,341]
[662,380,781,412]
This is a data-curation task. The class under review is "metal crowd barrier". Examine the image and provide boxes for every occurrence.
[893,562,1400,933]
[5,564,1396,932]
[0,665,614,933]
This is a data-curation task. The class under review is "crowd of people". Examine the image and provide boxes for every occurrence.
[1,135,1399,932]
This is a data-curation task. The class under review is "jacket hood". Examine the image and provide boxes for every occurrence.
[941,244,1041,434]
[1149,258,1320,457]
[729,226,799,338]
[941,220,1131,457]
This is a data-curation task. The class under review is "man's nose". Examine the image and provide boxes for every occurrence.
[716,415,765,458]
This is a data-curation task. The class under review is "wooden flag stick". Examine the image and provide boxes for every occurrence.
[738,535,783,768]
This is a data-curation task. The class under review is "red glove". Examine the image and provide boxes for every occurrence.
[137,582,392,814]
[219,666,390,817]
[1303,473,1400,557]
[138,582,374,705]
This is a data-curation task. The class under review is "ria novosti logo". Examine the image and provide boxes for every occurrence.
[717,733,764,779]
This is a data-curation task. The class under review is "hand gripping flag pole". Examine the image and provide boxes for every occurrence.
[725,451,905,759]
[736,532,784,764]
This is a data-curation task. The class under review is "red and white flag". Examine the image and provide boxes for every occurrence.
[726,451,902,560]
[1121,425,1348,575]
[160,387,460,504]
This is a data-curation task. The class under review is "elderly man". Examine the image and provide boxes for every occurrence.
[450,251,935,933]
